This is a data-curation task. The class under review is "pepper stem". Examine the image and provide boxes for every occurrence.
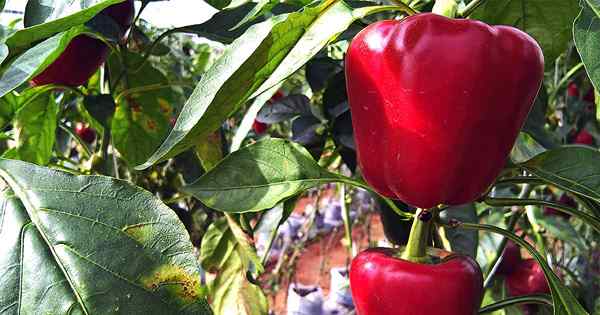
[401,207,436,263]
[432,0,459,18]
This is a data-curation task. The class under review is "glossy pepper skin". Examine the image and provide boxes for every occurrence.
[346,13,544,208]
[350,248,483,315]
[31,0,135,87]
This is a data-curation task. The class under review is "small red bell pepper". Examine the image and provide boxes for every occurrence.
[75,122,96,143]
[497,240,521,275]
[350,247,483,315]
[574,129,594,146]
[346,13,544,208]
[506,259,550,315]
[544,193,576,219]
[31,0,135,86]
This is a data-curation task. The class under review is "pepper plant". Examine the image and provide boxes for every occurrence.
[0,0,599,314]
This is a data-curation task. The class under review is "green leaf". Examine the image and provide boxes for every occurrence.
[230,84,282,152]
[0,86,55,130]
[25,0,70,27]
[521,87,559,149]
[536,215,587,252]
[83,94,117,128]
[0,158,212,314]
[154,3,260,46]
[136,1,409,169]
[195,132,225,172]
[440,203,478,258]
[511,132,547,164]
[184,139,343,213]
[200,219,268,315]
[0,43,8,65]
[471,0,580,66]
[205,0,232,10]
[0,27,86,98]
[522,146,600,201]
[574,0,600,93]
[110,53,174,167]
[5,0,126,58]
[2,89,59,165]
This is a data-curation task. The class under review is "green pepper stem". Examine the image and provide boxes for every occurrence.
[401,208,435,263]
[432,0,459,18]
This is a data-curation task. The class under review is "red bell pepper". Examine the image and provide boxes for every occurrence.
[346,13,544,208]
[31,0,135,86]
[506,259,550,315]
[497,240,521,275]
[574,129,594,146]
[350,247,483,315]
[75,122,96,143]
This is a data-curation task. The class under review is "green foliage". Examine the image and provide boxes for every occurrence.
[472,0,580,66]
[574,0,600,93]
[0,158,211,314]
[185,139,343,213]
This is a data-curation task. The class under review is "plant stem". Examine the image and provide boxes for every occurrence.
[458,0,488,18]
[485,197,600,233]
[548,62,584,105]
[478,294,553,314]
[432,0,459,18]
[340,184,353,260]
[401,207,435,263]
[482,184,532,287]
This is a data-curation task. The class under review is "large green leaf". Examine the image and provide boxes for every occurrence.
[0,27,86,98]
[2,89,59,165]
[184,139,343,213]
[4,0,126,58]
[136,1,410,169]
[471,0,580,66]
[110,53,174,167]
[574,0,600,93]
[522,146,600,201]
[0,159,212,314]
[200,219,268,315]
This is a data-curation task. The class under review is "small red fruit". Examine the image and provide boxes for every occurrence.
[75,123,96,143]
[567,82,579,97]
[544,193,576,219]
[252,120,268,134]
[350,248,483,315]
[506,259,550,315]
[497,240,521,275]
[31,0,135,87]
[574,129,594,146]
[269,90,285,103]
[584,88,596,103]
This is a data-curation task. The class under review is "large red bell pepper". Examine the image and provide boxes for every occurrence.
[350,247,483,315]
[31,0,135,87]
[346,13,544,208]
